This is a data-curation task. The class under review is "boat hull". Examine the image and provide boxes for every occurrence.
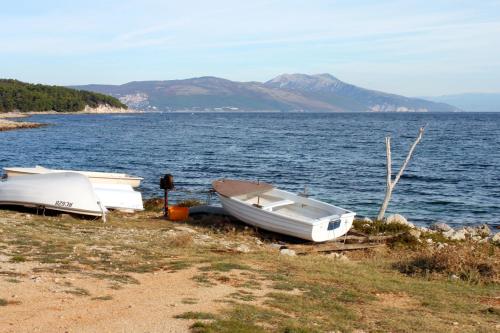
[0,172,104,216]
[218,193,355,242]
[93,184,144,212]
[4,166,143,187]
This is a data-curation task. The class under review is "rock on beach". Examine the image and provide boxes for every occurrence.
[385,214,414,228]
[430,222,452,232]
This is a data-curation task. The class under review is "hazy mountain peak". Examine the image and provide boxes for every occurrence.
[265,73,345,92]
[313,73,340,81]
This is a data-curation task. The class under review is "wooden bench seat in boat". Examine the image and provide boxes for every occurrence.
[261,199,294,211]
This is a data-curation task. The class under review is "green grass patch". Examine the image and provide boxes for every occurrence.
[174,311,217,320]
[5,278,21,283]
[168,260,192,271]
[181,297,199,305]
[190,304,285,333]
[192,273,217,287]
[228,290,256,302]
[239,280,262,289]
[10,255,26,263]
[271,281,296,291]
[200,262,251,272]
[65,287,90,296]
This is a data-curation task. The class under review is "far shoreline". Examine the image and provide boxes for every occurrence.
[0,105,141,132]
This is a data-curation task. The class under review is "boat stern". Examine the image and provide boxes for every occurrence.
[311,212,356,242]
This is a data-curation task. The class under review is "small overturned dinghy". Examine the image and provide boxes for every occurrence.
[212,179,356,242]
[3,166,143,187]
[0,172,106,217]
[3,167,144,212]
[93,184,144,212]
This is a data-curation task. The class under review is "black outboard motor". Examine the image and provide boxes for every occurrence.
[160,174,175,217]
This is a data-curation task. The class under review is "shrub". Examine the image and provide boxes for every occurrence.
[143,198,164,211]
[353,219,411,235]
[395,243,498,284]
[176,199,204,207]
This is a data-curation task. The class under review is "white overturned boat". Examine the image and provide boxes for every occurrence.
[212,179,355,242]
[3,166,143,187]
[93,184,144,212]
[0,172,106,217]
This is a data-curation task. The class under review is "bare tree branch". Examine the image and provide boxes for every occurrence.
[376,126,425,221]
[385,136,392,188]
[392,126,425,187]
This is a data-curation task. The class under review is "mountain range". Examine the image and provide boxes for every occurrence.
[422,93,500,112]
[72,74,460,112]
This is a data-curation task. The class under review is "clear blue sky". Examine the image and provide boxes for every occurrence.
[1,0,499,96]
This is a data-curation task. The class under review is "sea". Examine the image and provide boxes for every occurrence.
[1,112,499,228]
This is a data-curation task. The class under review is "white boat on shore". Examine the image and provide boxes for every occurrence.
[3,166,143,187]
[93,184,144,212]
[0,172,106,217]
[212,179,356,242]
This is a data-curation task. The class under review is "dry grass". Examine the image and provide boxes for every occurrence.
[91,295,113,301]
[1,209,499,332]
[0,210,204,276]
[0,298,21,306]
[176,199,204,207]
[143,198,164,211]
[143,197,203,210]
[395,243,499,284]
[166,233,193,247]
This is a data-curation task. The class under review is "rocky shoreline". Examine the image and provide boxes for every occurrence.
[0,105,139,131]
[0,119,45,132]
[360,213,500,246]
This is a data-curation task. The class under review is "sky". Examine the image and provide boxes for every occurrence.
[1,0,499,96]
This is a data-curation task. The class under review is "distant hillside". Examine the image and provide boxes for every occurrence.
[0,79,127,113]
[72,74,460,112]
[265,74,459,112]
[423,93,500,112]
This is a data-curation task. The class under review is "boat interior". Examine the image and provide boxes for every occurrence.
[234,189,346,223]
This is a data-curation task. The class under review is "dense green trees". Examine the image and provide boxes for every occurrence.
[0,79,127,113]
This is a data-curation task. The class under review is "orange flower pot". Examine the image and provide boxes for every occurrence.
[168,206,189,221]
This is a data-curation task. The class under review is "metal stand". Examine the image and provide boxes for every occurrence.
[160,174,174,219]
[164,188,169,218]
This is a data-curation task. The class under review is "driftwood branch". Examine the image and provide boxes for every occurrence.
[377,126,425,221]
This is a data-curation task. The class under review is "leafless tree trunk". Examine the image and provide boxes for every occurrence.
[376,126,425,221]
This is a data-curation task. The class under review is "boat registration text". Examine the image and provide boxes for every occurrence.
[55,201,73,208]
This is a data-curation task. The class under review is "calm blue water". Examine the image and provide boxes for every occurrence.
[1,112,499,228]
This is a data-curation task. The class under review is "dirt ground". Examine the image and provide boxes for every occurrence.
[1,263,275,333]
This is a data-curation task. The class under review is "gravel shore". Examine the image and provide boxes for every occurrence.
[0,106,139,131]
[0,119,44,132]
